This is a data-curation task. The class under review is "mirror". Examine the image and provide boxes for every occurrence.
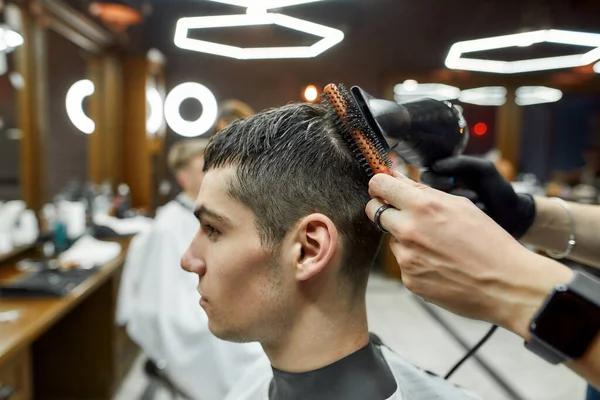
[45,28,92,201]
[0,4,24,201]
[0,52,20,200]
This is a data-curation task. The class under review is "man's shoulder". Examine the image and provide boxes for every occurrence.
[378,344,481,400]
[154,200,189,221]
[151,200,197,233]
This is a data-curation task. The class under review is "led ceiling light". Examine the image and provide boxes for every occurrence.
[445,30,600,74]
[459,86,507,106]
[174,12,343,59]
[515,86,562,106]
[146,87,164,135]
[207,0,325,10]
[0,25,24,52]
[66,80,95,134]
[164,82,218,137]
[393,80,460,103]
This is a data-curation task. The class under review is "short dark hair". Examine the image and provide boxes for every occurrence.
[204,103,383,285]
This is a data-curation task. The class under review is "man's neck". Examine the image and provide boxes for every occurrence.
[262,300,370,372]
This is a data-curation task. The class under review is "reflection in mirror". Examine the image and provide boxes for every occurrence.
[0,43,21,200]
[46,28,92,201]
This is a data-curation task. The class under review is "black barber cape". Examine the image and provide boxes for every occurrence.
[224,338,482,400]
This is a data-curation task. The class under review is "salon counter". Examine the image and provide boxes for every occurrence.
[0,238,139,400]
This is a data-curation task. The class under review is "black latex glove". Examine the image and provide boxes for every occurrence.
[421,156,536,239]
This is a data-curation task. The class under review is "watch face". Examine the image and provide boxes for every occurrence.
[533,287,600,359]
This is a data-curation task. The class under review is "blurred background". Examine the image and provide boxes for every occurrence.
[0,1,599,399]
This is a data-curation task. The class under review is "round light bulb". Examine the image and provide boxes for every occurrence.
[303,85,318,102]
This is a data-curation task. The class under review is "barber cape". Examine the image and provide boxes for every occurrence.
[117,194,268,400]
[224,341,481,400]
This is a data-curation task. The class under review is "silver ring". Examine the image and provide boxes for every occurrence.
[374,204,394,233]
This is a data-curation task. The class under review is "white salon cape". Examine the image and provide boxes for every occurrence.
[224,344,481,400]
[117,194,268,400]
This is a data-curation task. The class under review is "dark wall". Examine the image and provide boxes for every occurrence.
[0,54,20,200]
[519,94,600,182]
[45,29,90,200]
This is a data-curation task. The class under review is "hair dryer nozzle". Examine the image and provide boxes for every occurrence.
[350,86,469,169]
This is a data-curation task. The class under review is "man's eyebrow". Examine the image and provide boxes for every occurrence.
[193,205,232,227]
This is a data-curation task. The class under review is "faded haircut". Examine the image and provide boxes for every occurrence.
[203,103,383,285]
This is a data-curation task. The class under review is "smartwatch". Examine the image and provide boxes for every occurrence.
[525,270,600,364]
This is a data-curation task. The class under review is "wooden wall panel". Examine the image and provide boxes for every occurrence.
[122,57,151,210]
[16,11,48,211]
[495,88,523,171]
[89,55,124,186]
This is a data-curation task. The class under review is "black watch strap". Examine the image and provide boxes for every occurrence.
[571,271,600,307]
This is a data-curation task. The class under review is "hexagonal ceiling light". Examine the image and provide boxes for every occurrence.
[445,29,600,74]
[174,0,343,59]
[207,0,325,10]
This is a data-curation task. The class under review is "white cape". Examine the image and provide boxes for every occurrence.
[117,195,268,400]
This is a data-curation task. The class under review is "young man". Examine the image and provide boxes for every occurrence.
[118,139,267,399]
[181,103,481,399]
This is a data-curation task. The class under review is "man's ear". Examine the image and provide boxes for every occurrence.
[291,213,339,281]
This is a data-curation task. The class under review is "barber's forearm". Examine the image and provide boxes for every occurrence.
[521,197,600,268]
[497,253,573,341]
[493,254,600,389]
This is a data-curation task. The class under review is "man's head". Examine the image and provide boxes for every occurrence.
[167,139,210,199]
[181,103,383,344]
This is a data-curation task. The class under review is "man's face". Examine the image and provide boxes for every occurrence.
[181,167,294,343]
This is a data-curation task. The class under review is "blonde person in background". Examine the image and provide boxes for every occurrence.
[117,138,267,399]
[215,99,255,132]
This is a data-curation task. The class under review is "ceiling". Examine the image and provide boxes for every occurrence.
[66,0,600,69]
[59,0,600,110]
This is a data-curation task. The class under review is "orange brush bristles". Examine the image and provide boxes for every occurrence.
[323,83,392,176]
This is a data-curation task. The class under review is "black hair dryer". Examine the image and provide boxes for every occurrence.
[349,86,469,169]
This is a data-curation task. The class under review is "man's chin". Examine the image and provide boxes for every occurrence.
[208,321,253,343]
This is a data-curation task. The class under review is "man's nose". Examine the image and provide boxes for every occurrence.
[181,247,207,277]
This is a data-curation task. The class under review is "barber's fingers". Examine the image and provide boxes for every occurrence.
[369,171,429,211]
[365,197,410,239]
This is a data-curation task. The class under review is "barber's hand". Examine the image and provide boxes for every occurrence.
[365,172,568,329]
[421,156,536,239]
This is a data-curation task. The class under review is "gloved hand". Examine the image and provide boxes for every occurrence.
[421,155,536,239]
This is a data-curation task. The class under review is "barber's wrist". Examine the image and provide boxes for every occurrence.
[495,254,573,340]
